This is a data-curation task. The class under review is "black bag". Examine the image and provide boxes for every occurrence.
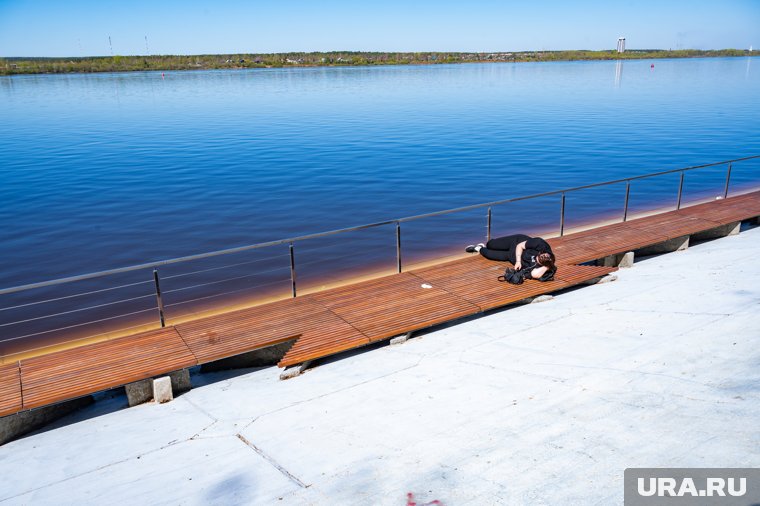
[498,267,532,285]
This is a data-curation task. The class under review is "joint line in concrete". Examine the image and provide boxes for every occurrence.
[236,434,308,488]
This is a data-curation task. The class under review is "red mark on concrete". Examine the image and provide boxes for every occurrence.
[407,492,443,505]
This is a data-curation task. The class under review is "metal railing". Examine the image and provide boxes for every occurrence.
[1,154,758,354]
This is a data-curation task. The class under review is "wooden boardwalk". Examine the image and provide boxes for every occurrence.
[2,190,759,417]
[20,328,196,411]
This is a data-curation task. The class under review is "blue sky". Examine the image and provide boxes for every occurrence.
[0,0,758,57]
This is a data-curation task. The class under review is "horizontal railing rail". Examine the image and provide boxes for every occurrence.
[1,154,759,355]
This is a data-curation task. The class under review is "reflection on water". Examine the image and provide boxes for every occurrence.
[1,58,759,357]
[615,60,624,87]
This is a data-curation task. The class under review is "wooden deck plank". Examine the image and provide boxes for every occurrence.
[626,214,722,239]
[278,335,372,367]
[20,327,196,410]
[712,190,760,210]
[0,363,22,417]
[676,192,760,223]
[308,272,480,344]
[411,256,616,311]
[277,305,377,367]
[177,296,369,366]
[548,224,669,264]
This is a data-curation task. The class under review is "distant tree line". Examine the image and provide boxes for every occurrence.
[0,49,755,75]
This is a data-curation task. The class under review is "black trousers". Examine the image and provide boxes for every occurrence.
[479,234,531,263]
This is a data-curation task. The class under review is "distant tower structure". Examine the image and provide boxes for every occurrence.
[617,37,626,53]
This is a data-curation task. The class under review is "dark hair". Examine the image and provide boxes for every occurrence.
[537,252,556,270]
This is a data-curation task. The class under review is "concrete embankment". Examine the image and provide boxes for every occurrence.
[1,225,758,504]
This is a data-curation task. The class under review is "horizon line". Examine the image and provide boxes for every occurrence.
[2,47,755,59]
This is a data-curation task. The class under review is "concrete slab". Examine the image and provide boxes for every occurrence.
[1,226,759,505]
[183,349,424,423]
[0,397,214,501]
[240,355,581,485]
[458,309,724,383]
[8,437,302,505]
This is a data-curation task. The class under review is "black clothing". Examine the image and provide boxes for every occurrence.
[479,234,553,265]
[524,265,556,282]
[481,234,556,282]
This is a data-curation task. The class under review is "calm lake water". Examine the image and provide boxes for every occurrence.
[1,57,759,354]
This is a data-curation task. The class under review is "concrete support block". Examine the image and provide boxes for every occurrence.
[582,274,618,286]
[1,396,93,446]
[517,295,553,304]
[600,251,634,268]
[125,378,153,407]
[169,369,192,395]
[637,235,689,256]
[620,251,635,267]
[126,369,189,407]
[152,376,173,404]
[280,361,312,380]
[691,221,741,241]
[201,340,297,373]
[390,332,413,345]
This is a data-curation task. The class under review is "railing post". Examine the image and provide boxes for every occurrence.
[723,162,732,199]
[622,180,631,222]
[395,221,402,273]
[486,206,492,242]
[676,171,685,210]
[559,192,566,237]
[289,242,297,297]
[153,269,165,327]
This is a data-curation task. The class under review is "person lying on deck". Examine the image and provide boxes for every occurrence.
[465,234,557,281]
